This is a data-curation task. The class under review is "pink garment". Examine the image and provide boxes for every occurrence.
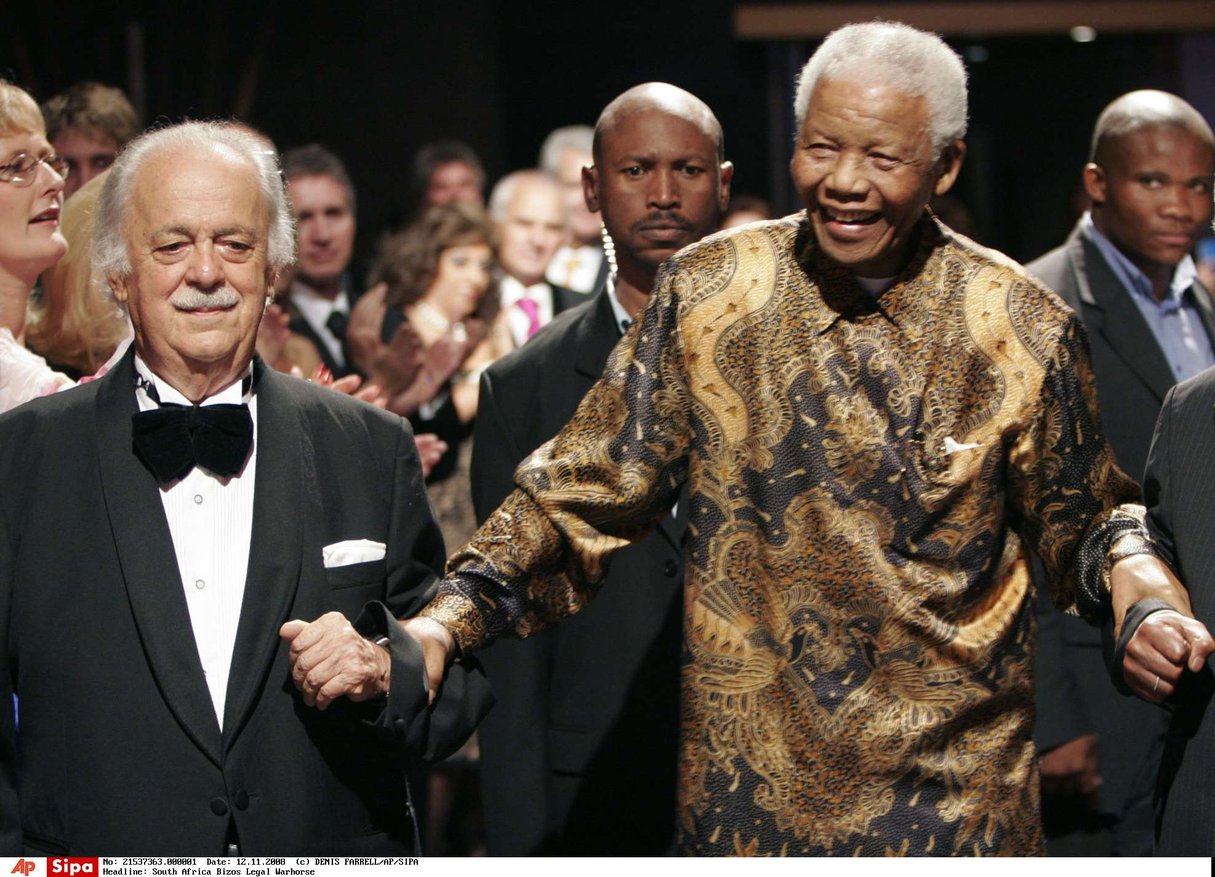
[0,326,131,413]
[0,327,73,413]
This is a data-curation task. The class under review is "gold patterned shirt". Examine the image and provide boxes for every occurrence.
[424,214,1142,855]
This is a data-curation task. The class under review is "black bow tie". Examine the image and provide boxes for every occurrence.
[132,401,253,484]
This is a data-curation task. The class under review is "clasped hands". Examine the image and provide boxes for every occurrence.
[279,612,458,709]
[1112,554,1215,703]
[280,611,391,710]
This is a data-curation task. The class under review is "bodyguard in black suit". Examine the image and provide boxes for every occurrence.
[1026,90,1215,855]
[470,83,732,855]
[0,121,488,854]
[1137,367,1215,855]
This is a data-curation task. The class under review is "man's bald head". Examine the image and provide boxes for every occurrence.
[1090,90,1214,166]
[583,82,733,315]
[1083,89,1215,294]
[593,82,725,165]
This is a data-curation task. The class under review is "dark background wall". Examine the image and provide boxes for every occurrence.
[4,1,1213,271]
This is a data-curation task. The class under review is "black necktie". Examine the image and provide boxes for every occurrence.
[132,380,253,484]
[326,309,349,340]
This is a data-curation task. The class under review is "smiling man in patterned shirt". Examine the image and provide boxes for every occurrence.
[403,21,1214,855]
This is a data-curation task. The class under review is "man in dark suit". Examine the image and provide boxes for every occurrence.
[281,144,362,378]
[486,170,580,354]
[1026,89,1215,855]
[1131,366,1215,855]
[0,121,489,854]
[470,82,732,854]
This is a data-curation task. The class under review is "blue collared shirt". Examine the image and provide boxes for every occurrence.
[1082,212,1215,382]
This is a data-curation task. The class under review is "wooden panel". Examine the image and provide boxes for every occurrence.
[735,1,1215,40]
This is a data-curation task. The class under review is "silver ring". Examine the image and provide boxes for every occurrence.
[1153,675,1161,693]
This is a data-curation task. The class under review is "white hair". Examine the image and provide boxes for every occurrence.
[94,120,296,283]
[793,21,968,157]
[488,169,565,223]
[538,125,594,176]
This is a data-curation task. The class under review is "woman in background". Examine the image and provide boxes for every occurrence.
[0,79,74,412]
[364,201,501,548]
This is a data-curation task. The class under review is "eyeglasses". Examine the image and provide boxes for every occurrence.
[0,153,70,187]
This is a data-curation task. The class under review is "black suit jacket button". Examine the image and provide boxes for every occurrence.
[234,790,250,810]
[664,559,679,578]
[210,797,229,816]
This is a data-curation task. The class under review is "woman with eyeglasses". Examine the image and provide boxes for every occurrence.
[0,79,75,412]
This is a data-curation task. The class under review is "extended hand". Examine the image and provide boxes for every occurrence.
[279,611,391,710]
[1110,554,1215,703]
[346,282,391,379]
[413,432,448,478]
[1124,609,1215,703]
[1038,733,1102,801]
[401,616,456,704]
[255,302,292,371]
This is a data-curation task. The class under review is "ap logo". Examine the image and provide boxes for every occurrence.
[10,861,35,876]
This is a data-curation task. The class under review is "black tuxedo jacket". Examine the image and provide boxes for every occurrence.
[0,353,491,855]
[1026,222,1215,830]
[470,289,684,855]
[1141,368,1215,855]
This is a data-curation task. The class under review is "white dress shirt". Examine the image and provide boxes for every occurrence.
[605,273,633,337]
[499,275,556,349]
[290,280,351,368]
[1081,212,1215,382]
[135,356,257,726]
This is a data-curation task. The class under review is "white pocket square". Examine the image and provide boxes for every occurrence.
[942,436,981,454]
[323,539,386,568]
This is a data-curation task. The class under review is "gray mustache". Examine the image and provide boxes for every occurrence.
[170,288,242,311]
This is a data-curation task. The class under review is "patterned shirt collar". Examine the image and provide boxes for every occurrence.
[799,212,942,340]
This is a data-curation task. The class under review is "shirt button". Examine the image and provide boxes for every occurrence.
[195,579,205,590]
[194,494,203,505]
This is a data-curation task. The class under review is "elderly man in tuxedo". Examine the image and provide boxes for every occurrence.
[0,120,489,855]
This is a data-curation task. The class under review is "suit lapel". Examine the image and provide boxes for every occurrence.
[574,290,625,385]
[1190,276,1215,353]
[221,363,305,746]
[653,487,688,556]
[95,351,222,764]
[1070,231,1175,401]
